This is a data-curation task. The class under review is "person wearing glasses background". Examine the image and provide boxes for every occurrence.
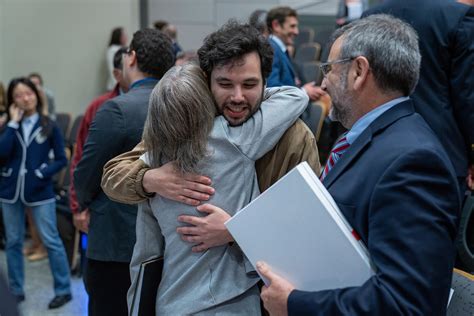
[70,47,129,234]
[73,29,174,316]
[256,14,460,315]
[106,27,128,91]
[0,77,71,309]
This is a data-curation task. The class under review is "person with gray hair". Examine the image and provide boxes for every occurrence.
[257,14,460,315]
[135,61,308,314]
[142,63,215,173]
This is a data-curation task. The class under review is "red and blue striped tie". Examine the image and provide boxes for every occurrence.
[320,132,350,181]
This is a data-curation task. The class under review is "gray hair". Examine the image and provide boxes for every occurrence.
[332,14,421,96]
[142,62,216,172]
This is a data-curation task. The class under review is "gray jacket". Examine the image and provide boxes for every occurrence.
[129,86,309,315]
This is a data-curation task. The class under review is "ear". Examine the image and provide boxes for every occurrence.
[271,19,281,32]
[352,56,370,91]
[112,69,122,82]
[127,50,137,68]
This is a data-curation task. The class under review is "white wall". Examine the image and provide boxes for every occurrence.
[147,0,339,51]
[0,0,338,116]
[0,0,139,117]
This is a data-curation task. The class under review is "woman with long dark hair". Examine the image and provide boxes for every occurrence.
[0,77,71,308]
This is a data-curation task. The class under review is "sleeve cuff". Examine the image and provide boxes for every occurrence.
[136,167,155,198]
[34,169,44,179]
[7,121,19,129]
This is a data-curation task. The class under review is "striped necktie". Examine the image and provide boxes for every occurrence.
[320,132,350,181]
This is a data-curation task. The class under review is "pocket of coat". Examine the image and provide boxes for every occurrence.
[1,168,12,177]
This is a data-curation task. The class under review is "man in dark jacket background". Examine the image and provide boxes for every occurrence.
[363,0,474,197]
[74,29,174,316]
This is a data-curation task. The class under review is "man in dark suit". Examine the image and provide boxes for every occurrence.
[73,29,174,315]
[257,14,460,315]
[363,0,474,197]
[265,6,325,102]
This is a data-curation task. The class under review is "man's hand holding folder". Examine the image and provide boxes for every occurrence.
[258,261,295,316]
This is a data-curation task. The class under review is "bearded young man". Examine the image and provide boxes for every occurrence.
[101,25,321,253]
[101,21,321,315]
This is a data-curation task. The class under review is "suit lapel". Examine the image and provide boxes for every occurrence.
[270,37,296,80]
[15,129,26,148]
[28,126,43,147]
[282,50,296,78]
[323,100,415,188]
[25,120,43,147]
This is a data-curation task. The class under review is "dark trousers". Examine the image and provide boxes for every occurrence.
[84,258,130,316]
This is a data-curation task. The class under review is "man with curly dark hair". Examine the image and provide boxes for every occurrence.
[101,21,321,314]
[73,28,174,316]
[103,20,320,239]
[198,20,273,88]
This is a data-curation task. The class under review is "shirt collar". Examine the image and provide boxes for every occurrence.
[129,77,159,90]
[270,35,287,53]
[23,112,40,126]
[346,96,409,145]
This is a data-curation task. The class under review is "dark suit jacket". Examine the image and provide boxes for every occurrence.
[363,0,474,180]
[267,37,296,87]
[0,119,66,204]
[74,78,158,262]
[288,100,460,315]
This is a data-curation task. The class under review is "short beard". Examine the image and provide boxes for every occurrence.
[328,70,353,128]
[221,87,264,126]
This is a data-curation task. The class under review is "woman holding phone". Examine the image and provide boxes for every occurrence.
[0,77,71,308]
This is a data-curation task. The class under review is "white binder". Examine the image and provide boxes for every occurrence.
[225,162,375,291]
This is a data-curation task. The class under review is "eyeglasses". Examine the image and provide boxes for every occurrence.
[319,57,354,77]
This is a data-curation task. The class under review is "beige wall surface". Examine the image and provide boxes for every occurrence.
[0,0,139,117]
[147,0,338,52]
[0,0,338,117]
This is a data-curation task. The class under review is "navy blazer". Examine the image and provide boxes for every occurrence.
[363,0,474,179]
[74,78,158,262]
[267,37,296,87]
[0,119,67,205]
[288,100,460,315]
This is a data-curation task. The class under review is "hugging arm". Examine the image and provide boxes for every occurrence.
[101,140,214,205]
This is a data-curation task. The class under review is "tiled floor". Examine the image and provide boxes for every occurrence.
[0,249,88,316]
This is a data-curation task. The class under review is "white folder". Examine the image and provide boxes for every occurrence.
[225,162,375,291]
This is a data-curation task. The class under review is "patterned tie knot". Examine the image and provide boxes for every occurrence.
[320,132,350,181]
